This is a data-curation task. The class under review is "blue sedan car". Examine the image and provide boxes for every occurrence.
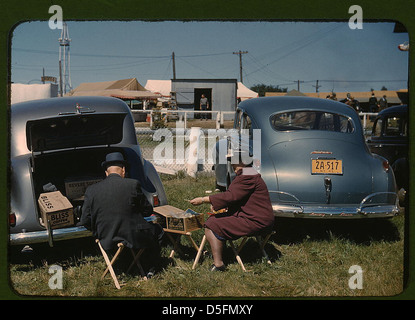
[214,96,399,219]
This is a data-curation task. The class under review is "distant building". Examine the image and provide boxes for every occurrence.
[146,79,258,104]
[171,79,238,120]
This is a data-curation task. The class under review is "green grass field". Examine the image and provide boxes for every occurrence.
[8,173,405,298]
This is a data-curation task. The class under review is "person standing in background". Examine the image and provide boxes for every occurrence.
[200,94,209,120]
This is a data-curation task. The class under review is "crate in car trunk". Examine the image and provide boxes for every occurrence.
[64,176,102,200]
[38,191,74,229]
[153,205,204,233]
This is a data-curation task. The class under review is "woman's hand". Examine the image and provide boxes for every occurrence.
[190,196,209,206]
[190,197,204,205]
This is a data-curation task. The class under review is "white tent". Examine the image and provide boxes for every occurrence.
[237,82,258,100]
[145,80,172,97]
[67,78,160,100]
[11,83,59,104]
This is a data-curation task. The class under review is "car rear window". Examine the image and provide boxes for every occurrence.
[372,115,408,138]
[27,113,126,152]
[271,111,354,133]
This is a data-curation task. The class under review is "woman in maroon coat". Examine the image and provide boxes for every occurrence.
[190,159,274,271]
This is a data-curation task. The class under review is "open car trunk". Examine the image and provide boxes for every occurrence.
[31,147,144,227]
[25,112,150,229]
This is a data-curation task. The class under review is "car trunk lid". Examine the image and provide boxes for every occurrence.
[268,137,373,205]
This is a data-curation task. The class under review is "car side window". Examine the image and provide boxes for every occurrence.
[241,113,253,139]
[234,110,243,129]
[242,113,252,129]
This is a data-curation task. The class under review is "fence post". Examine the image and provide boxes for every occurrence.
[187,127,201,177]
[362,113,367,130]
[216,111,221,130]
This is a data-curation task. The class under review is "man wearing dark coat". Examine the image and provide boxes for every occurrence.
[369,93,378,113]
[378,95,388,111]
[79,152,162,273]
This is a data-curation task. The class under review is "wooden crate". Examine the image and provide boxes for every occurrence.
[153,205,204,233]
[64,176,102,200]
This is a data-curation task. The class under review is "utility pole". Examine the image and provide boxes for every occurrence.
[172,52,176,80]
[295,80,304,91]
[312,80,322,93]
[233,50,248,83]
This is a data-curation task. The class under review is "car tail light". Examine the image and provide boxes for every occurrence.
[153,194,160,206]
[382,160,390,172]
[9,213,16,227]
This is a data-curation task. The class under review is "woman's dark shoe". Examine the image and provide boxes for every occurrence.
[210,264,226,272]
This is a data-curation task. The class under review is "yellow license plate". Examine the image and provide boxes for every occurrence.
[312,159,343,174]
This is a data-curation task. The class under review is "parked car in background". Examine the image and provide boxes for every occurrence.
[214,96,399,219]
[9,96,167,248]
[367,105,408,206]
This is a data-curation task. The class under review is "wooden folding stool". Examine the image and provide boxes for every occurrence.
[229,231,275,272]
[192,230,275,271]
[96,239,147,289]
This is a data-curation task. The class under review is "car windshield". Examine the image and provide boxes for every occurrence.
[271,110,354,133]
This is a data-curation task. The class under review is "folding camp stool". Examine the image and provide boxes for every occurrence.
[96,239,146,289]
[228,230,275,272]
[192,230,275,272]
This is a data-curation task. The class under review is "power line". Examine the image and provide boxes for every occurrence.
[245,53,292,83]
[245,25,342,77]
[13,47,171,59]
[13,47,231,59]
[176,56,220,78]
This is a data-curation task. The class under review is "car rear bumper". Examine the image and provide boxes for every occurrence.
[270,191,399,219]
[9,226,92,246]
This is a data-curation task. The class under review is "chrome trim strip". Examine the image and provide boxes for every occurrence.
[271,191,399,219]
[10,226,92,246]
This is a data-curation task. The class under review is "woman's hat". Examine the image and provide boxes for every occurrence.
[101,152,127,169]
[226,148,252,166]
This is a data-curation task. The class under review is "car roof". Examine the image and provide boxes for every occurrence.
[377,104,407,116]
[238,96,359,121]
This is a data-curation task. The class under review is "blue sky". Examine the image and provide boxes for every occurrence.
[10,20,409,93]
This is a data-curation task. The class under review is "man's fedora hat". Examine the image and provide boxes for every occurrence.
[101,152,127,169]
